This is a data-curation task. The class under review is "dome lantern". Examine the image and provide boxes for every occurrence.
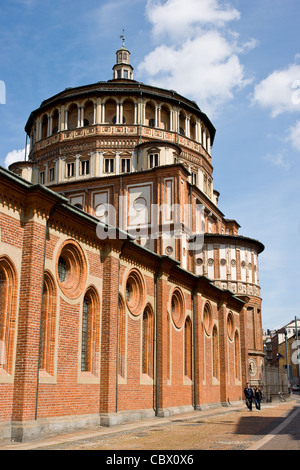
[112,30,134,80]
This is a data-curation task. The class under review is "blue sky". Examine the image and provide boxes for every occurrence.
[0,0,299,330]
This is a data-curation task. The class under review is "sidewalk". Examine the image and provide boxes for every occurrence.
[0,397,298,450]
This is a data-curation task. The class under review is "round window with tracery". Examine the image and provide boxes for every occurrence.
[125,268,145,316]
[203,302,212,336]
[227,312,235,341]
[56,240,87,299]
[170,288,185,329]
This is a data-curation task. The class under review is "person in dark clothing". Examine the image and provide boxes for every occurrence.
[254,386,263,411]
[244,382,254,411]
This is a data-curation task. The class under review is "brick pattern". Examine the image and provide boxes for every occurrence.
[0,179,263,441]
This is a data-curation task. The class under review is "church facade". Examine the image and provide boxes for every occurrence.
[0,43,264,441]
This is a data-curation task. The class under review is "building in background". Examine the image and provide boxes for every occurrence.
[1,43,264,442]
[263,319,300,396]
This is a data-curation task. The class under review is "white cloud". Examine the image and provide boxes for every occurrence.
[146,0,240,42]
[138,0,256,116]
[252,63,300,117]
[264,151,291,171]
[286,120,300,151]
[4,146,28,168]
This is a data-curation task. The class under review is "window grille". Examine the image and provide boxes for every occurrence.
[81,296,90,372]
[0,272,5,366]
[58,256,67,283]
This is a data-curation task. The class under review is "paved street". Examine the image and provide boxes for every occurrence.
[1,395,299,451]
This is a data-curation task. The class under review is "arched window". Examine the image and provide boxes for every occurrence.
[52,109,59,134]
[234,330,241,380]
[0,256,17,375]
[142,305,154,378]
[67,104,78,131]
[118,295,126,378]
[123,99,135,125]
[39,271,57,375]
[212,325,219,379]
[84,100,94,126]
[81,287,100,374]
[203,302,212,336]
[184,316,192,380]
[41,114,48,140]
[145,102,155,127]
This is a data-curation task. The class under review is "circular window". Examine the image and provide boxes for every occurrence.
[203,303,212,336]
[165,246,173,255]
[208,258,214,266]
[56,240,87,299]
[220,258,226,266]
[171,288,185,329]
[125,269,145,316]
[95,203,108,219]
[227,312,234,341]
[133,197,146,212]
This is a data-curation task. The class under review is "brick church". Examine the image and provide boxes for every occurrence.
[0,41,264,441]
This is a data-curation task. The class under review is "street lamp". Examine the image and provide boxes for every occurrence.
[284,329,290,386]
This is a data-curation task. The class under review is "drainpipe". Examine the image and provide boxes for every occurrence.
[155,265,161,416]
[192,289,197,410]
[35,202,60,421]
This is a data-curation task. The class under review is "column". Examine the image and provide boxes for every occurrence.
[132,151,137,172]
[99,246,120,424]
[194,292,202,409]
[207,135,211,155]
[99,152,104,176]
[195,120,199,141]
[81,107,84,127]
[119,103,123,125]
[55,159,59,183]
[101,103,105,124]
[115,151,120,174]
[58,110,61,132]
[218,300,229,405]
[199,122,202,145]
[48,116,52,136]
[44,162,48,185]
[11,214,47,440]
[75,154,80,178]
[157,106,161,128]
[202,129,206,149]
[156,270,171,415]
[77,107,81,128]
[90,152,94,177]
[155,106,158,128]
[134,103,138,125]
[64,110,68,131]
[96,99,102,124]
[170,110,173,132]
[39,120,42,141]
[116,103,120,124]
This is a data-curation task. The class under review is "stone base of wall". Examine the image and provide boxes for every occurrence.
[10,414,101,442]
[2,401,246,442]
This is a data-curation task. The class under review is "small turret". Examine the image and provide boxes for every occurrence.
[112,31,134,80]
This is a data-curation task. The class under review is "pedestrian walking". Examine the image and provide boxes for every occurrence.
[244,382,254,411]
[254,386,263,411]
